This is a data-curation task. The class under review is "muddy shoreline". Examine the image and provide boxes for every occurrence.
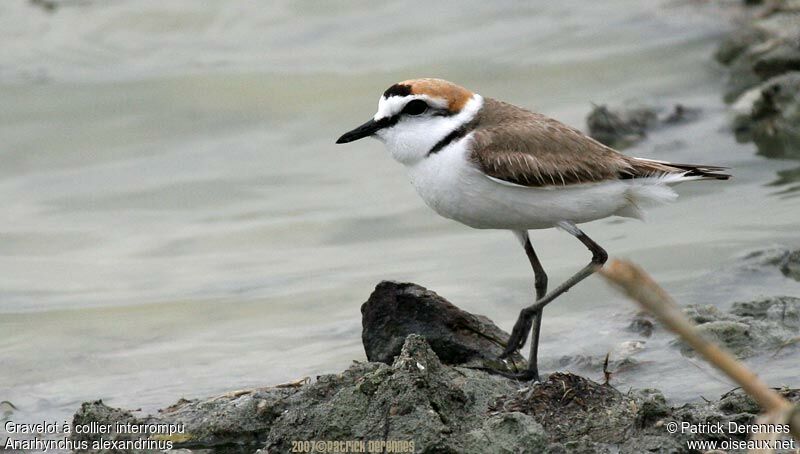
[71,257,800,453]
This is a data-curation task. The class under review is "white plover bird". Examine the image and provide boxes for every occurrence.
[336,78,729,381]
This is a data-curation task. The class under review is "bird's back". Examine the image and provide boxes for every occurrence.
[469,98,729,188]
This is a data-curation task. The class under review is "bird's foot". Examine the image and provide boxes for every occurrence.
[486,367,540,382]
[500,308,536,359]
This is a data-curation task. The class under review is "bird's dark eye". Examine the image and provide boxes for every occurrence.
[402,99,428,116]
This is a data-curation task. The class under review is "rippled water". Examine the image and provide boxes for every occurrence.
[2,0,799,426]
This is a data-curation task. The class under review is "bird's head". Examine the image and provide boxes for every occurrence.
[336,78,482,165]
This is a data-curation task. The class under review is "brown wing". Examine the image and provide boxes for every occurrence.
[468,98,719,187]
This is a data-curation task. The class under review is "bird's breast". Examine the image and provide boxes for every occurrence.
[405,138,492,226]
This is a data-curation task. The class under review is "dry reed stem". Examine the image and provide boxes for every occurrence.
[599,259,800,442]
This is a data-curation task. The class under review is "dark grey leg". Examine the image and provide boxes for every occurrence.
[522,232,548,381]
[501,223,608,379]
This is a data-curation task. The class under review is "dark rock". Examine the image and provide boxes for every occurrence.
[70,334,800,454]
[70,336,528,453]
[265,335,530,453]
[0,401,16,423]
[361,281,526,373]
[716,5,800,156]
[715,22,796,101]
[696,320,754,354]
[715,27,769,65]
[487,372,797,453]
[724,56,764,102]
[71,388,295,452]
[586,103,700,149]
[586,104,658,149]
[732,295,800,323]
[662,103,701,124]
[635,389,671,427]
[674,297,800,357]
[463,412,547,454]
[490,372,629,444]
[733,72,800,158]
[627,312,655,337]
[68,281,800,453]
[744,246,800,281]
[548,438,615,454]
[779,249,800,280]
[71,401,144,450]
[753,41,800,80]
[718,391,761,414]
[684,304,732,325]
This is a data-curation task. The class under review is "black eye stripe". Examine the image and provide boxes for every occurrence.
[376,115,400,129]
[373,102,457,132]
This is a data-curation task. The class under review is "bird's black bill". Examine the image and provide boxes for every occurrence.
[336,119,381,144]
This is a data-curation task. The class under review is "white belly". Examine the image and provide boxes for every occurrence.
[405,138,675,230]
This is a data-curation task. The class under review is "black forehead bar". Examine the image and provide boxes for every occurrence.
[383,84,413,98]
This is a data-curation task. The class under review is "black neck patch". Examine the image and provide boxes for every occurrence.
[427,118,478,156]
[383,84,413,98]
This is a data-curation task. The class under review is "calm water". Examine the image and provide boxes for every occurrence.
[2,0,799,427]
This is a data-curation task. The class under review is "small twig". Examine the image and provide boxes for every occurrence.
[274,376,311,389]
[602,352,612,385]
[600,259,800,441]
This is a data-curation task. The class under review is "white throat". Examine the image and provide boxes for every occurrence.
[376,94,483,166]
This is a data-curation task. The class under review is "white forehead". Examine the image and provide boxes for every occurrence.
[373,95,448,121]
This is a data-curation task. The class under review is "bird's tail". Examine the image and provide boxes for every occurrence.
[614,158,729,220]
[631,158,731,181]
